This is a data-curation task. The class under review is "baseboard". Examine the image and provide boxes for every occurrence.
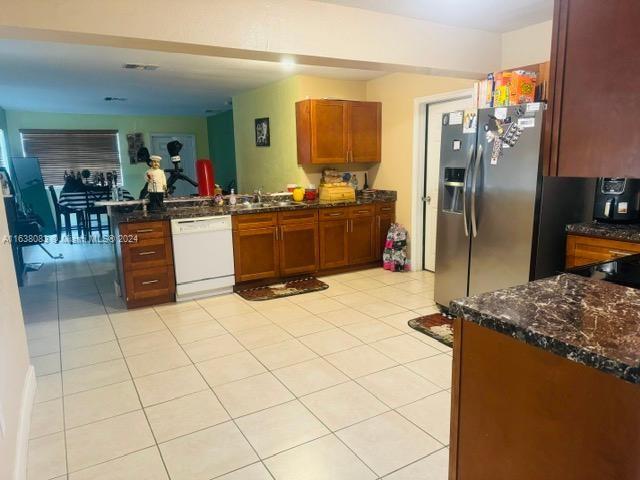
[13,366,36,480]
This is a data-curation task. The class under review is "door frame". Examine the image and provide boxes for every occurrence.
[410,88,474,270]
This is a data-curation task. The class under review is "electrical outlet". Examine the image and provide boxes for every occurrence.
[0,401,5,438]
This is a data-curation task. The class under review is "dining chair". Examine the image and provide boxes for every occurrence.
[83,190,110,240]
[48,185,84,242]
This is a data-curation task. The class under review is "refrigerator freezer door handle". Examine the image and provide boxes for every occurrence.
[470,144,483,238]
[462,144,475,237]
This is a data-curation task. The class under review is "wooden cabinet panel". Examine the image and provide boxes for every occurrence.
[120,220,169,240]
[296,99,381,165]
[279,223,319,276]
[318,207,348,221]
[233,227,279,282]
[310,100,349,164]
[349,204,376,218]
[122,237,172,270]
[349,101,381,163]
[565,234,640,268]
[545,0,640,177]
[278,209,318,225]
[377,212,395,258]
[349,216,377,265]
[319,219,349,270]
[233,213,277,230]
[124,265,175,303]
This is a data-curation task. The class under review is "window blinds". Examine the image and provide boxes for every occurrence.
[20,129,121,185]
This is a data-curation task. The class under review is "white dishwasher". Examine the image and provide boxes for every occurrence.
[171,215,235,301]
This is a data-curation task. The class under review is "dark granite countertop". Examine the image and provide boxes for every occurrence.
[109,191,397,224]
[450,274,640,384]
[566,221,640,243]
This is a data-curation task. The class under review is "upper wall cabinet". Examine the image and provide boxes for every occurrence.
[296,99,381,165]
[544,0,640,177]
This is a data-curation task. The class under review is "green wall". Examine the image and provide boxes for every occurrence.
[207,110,237,191]
[5,110,209,190]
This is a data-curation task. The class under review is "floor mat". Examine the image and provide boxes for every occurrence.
[236,277,329,301]
[408,313,454,348]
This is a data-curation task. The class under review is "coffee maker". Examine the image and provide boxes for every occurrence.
[593,178,640,223]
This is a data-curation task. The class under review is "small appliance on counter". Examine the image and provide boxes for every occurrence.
[319,169,356,202]
[593,177,640,223]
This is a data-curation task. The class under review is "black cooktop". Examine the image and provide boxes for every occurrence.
[566,254,640,289]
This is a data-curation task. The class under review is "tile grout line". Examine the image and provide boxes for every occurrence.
[90,254,173,480]
[154,301,277,480]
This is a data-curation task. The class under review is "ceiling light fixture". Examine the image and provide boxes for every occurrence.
[280,57,296,71]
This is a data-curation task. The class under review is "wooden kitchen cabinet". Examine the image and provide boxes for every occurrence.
[296,99,381,165]
[232,226,280,282]
[376,202,396,258]
[318,219,350,270]
[544,0,640,177]
[565,234,640,268]
[349,216,377,265]
[116,219,175,309]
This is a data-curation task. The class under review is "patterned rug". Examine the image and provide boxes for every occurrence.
[236,277,329,301]
[408,313,454,348]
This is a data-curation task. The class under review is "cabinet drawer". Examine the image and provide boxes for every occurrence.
[233,213,278,230]
[566,234,640,268]
[278,209,318,224]
[122,237,173,270]
[125,265,175,301]
[349,204,375,218]
[319,208,348,221]
[376,202,395,215]
[120,221,169,240]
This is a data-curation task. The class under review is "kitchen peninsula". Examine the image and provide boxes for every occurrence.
[447,274,640,480]
[102,191,396,308]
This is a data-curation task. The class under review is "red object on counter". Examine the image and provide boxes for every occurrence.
[196,159,215,196]
[304,189,317,201]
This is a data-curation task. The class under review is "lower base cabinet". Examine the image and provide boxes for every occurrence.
[233,226,279,282]
[319,219,349,270]
[233,202,395,285]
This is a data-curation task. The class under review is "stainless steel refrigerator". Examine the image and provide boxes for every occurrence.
[433,104,595,308]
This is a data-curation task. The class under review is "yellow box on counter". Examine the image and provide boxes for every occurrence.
[319,184,356,202]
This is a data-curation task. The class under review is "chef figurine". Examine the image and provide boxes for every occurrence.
[146,155,167,211]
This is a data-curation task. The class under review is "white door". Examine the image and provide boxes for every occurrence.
[150,134,197,197]
[423,97,473,271]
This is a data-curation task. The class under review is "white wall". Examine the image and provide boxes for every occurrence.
[0,199,32,480]
[501,20,553,70]
[0,0,501,76]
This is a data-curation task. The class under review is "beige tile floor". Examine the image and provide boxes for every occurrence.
[21,242,451,480]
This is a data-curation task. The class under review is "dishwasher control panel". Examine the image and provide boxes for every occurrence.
[171,215,232,235]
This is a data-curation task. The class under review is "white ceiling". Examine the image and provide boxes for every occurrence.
[0,40,384,116]
[315,0,553,32]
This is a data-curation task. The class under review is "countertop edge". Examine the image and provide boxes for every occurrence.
[449,294,640,385]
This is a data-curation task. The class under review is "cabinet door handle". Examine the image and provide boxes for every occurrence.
[141,279,159,285]
[275,227,279,241]
[138,251,156,256]
[136,228,154,233]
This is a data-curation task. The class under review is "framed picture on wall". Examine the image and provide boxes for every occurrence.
[255,118,270,147]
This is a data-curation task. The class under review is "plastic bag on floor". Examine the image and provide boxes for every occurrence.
[383,223,409,272]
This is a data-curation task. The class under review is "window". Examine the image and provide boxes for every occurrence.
[0,129,8,170]
[20,129,121,185]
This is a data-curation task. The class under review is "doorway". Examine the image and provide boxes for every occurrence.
[409,89,474,271]
[422,98,474,271]
[150,134,197,197]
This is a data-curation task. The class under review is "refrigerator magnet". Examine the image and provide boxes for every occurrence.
[494,107,507,120]
[452,139,462,151]
[449,111,463,125]
[462,111,477,133]
[518,118,535,129]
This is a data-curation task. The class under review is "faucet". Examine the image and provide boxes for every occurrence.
[253,187,263,204]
